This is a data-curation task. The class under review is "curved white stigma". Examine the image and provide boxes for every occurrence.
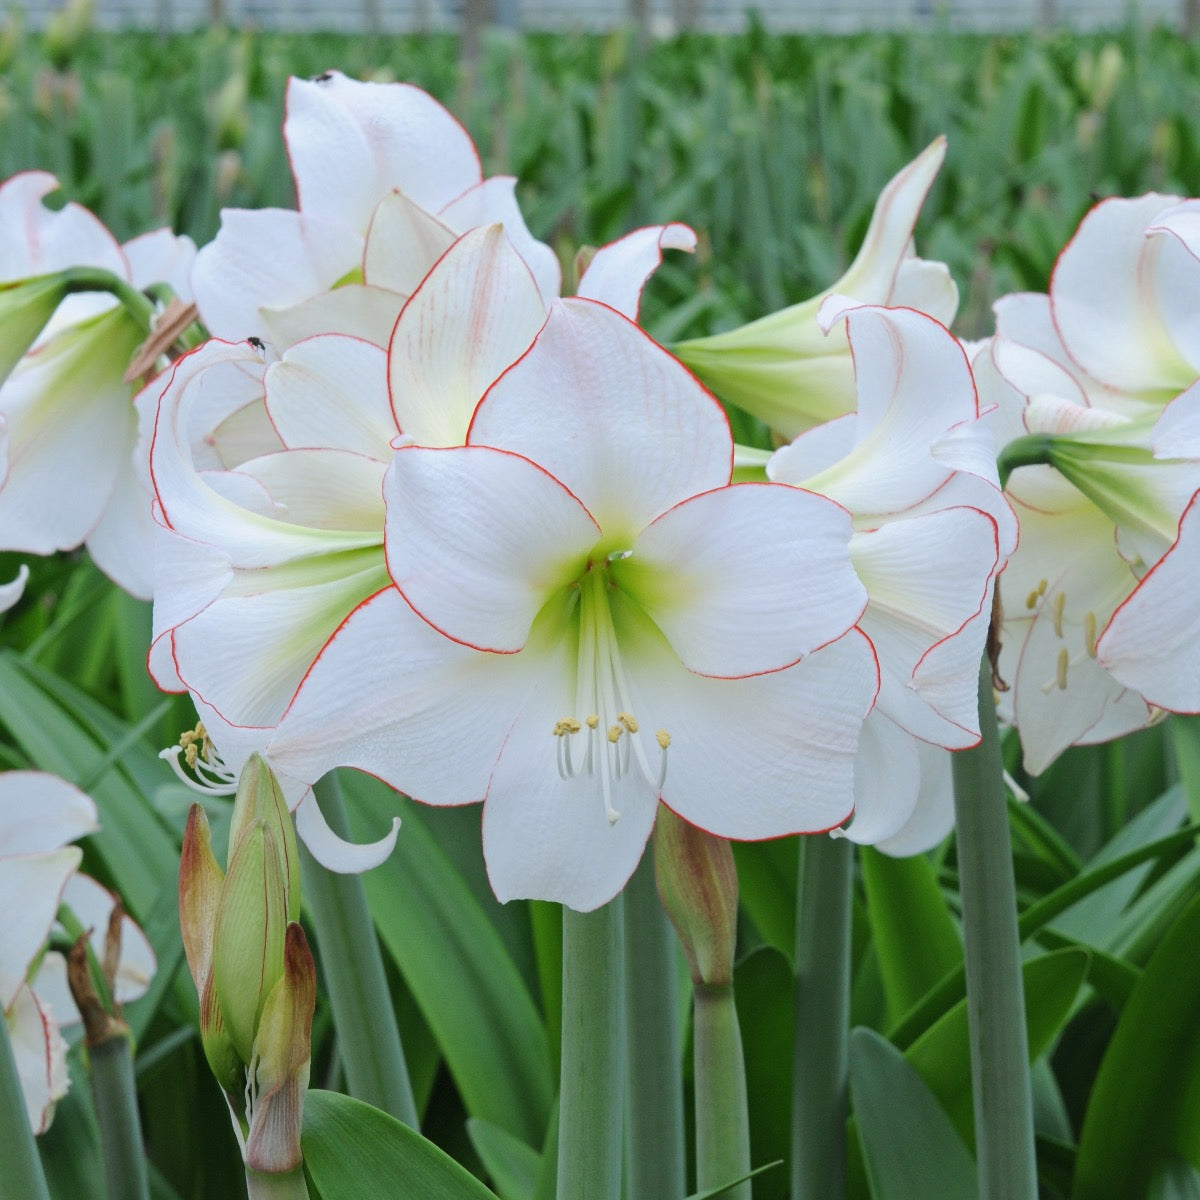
[553,562,669,824]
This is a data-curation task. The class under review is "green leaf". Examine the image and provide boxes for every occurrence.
[303,1091,499,1199]
[849,1027,979,1200]
[1073,890,1200,1199]
[38,1052,104,1200]
[861,847,962,1025]
[684,1161,784,1199]
[466,1119,539,1200]
[343,774,553,1146]
[907,948,1090,1150]
[1149,1156,1200,1200]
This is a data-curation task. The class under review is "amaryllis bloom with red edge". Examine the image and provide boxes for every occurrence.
[192,69,695,343]
[265,298,879,911]
[981,193,1200,772]
[769,299,1014,854]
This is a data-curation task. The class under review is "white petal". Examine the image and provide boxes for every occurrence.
[1050,193,1200,394]
[191,209,362,342]
[633,624,878,839]
[633,482,864,677]
[260,284,406,352]
[388,225,548,447]
[889,254,958,324]
[576,223,696,319]
[768,415,857,483]
[286,72,482,228]
[874,739,956,856]
[470,298,732,531]
[0,563,27,612]
[835,709,921,846]
[438,177,562,305]
[293,790,400,874]
[362,191,457,297]
[266,336,393,458]
[0,773,98,853]
[384,444,600,653]
[0,847,81,1011]
[269,588,532,806]
[1152,379,1200,459]
[1098,490,1200,712]
[85,450,156,600]
[122,228,197,298]
[7,983,69,1134]
[0,171,126,281]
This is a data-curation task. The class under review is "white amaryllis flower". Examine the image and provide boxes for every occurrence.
[0,772,154,1133]
[263,298,878,911]
[768,300,1014,854]
[983,194,1200,773]
[0,171,196,598]
[193,69,695,342]
[148,226,551,871]
[673,138,957,439]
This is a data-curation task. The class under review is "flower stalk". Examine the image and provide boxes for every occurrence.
[791,833,853,1200]
[952,657,1037,1200]
[557,898,625,1200]
[297,772,418,1128]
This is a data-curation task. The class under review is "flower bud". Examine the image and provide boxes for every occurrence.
[654,806,739,987]
[228,753,301,923]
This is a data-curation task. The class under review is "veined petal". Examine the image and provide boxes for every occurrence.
[0,773,98,853]
[0,847,81,1011]
[265,335,393,457]
[631,482,864,677]
[576,223,697,320]
[191,209,362,343]
[1098,489,1200,712]
[294,789,400,873]
[437,176,562,305]
[1050,193,1199,395]
[481,661,660,910]
[7,983,69,1134]
[388,225,548,447]
[363,191,457,297]
[384,444,600,653]
[237,449,387,531]
[260,284,405,352]
[85,452,155,600]
[890,254,958,325]
[268,587,534,805]
[1152,379,1200,458]
[286,72,482,229]
[638,626,878,840]
[470,298,733,533]
[0,171,126,281]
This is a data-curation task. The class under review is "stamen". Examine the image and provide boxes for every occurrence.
[1037,578,1048,596]
[1085,611,1098,658]
[1025,589,1040,610]
[1053,592,1066,638]
[1056,647,1069,690]
[160,721,238,795]
[618,712,639,733]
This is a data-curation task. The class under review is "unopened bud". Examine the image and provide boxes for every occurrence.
[654,806,739,987]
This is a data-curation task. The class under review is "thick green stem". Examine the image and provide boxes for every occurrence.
[952,659,1037,1200]
[298,773,418,1128]
[89,1031,151,1200]
[0,1009,51,1200]
[996,434,1057,488]
[693,982,752,1200]
[557,900,624,1200]
[622,854,686,1200]
[245,1167,311,1200]
[61,266,156,332]
[791,833,853,1200]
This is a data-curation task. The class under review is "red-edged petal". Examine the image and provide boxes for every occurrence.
[576,223,696,319]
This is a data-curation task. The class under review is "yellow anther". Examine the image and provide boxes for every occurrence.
[553,718,582,737]
[1085,611,1098,658]
[1052,592,1066,638]
[1037,578,1048,596]
[618,712,639,733]
[1026,589,1040,610]
[656,729,671,750]
[184,743,199,768]
[1057,647,1069,690]
[586,714,600,729]
[608,725,624,744]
